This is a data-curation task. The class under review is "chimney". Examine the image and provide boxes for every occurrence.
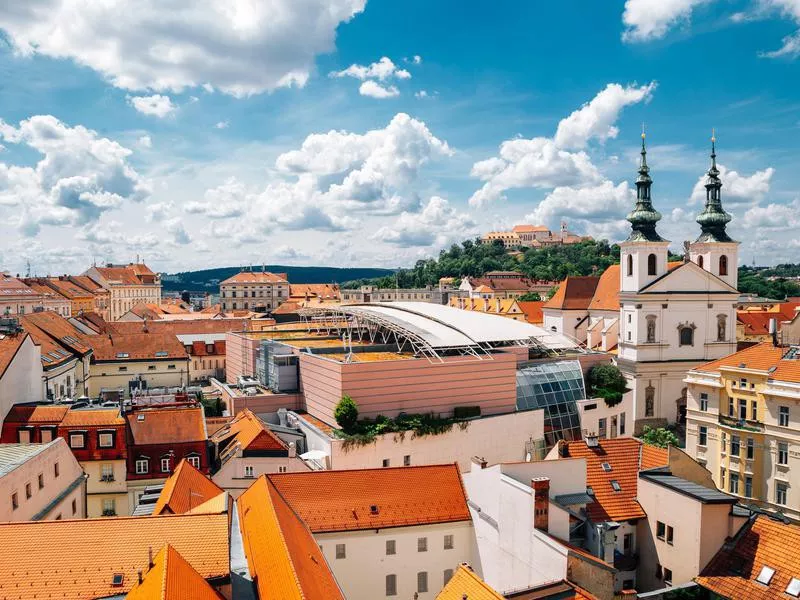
[148,546,154,569]
[769,318,778,347]
[138,570,143,584]
[288,441,296,458]
[483,298,489,312]
[531,477,550,532]
[495,298,501,313]
[471,455,488,471]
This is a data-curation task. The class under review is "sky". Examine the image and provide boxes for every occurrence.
[0,0,799,276]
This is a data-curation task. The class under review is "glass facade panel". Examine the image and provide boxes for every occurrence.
[516,360,586,448]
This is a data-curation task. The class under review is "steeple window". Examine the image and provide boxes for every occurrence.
[719,255,728,276]
[647,254,657,276]
[627,254,633,277]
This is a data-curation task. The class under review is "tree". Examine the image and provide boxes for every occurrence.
[640,426,679,449]
[587,363,629,407]
[334,395,359,431]
[517,292,541,302]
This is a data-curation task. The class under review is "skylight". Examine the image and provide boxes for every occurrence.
[601,462,612,472]
[757,565,776,585]
[111,573,124,587]
[48,352,61,359]
[787,578,800,597]
[610,480,621,492]
[116,352,129,358]
[41,355,52,363]
[154,351,168,357]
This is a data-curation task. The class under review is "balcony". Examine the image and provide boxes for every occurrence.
[718,414,765,433]
[99,475,116,483]
[614,551,639,572]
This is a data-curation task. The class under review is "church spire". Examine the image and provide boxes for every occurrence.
[626,128,665,242]
[695,130,734,243]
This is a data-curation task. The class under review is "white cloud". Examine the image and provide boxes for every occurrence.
[185,177,250,219]
[412,55,422,65]
[468,82,653,207]
[359,81,400,99]
[0,115,150,235]
[137,135,152,148]
[215,121,229,129]
[272,245,308,260]
[330,57,411,81]
[761,29,800,57]
[128,94,176,118]
[415,90,429,98]
[622,0,712,42]
[525,181,635,227]
[0,0,366,97]
[374,196,476,247]
[554,82,656,150]
[689,165,775,207]
[742,199,800,229]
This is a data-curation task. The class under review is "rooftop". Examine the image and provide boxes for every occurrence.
[694,341,800,383]
[0,333,28,380]
[543,276,600,311]
[221,271,288,285]
[587,265,621,312]
[267,463,471,533]
[0,512,228,599]
[2,404,69,425]
[0,441,58,477]
[126,405,207,445]
[640,470,737,504]
[211,409,288,456]
[60,407,125,427]
[86,331,188,362]
[696,515,800,599]
[126,544,223,600]
[152,459,225,516]
[436,563,504,599]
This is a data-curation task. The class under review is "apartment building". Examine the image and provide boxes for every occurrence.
[685,341,800,520]
[219,270,288,312]
[38,276,96,314]
[84,263,162,321]
[67,275,112,321]
[0,439,86,521]
[0,273,70,317]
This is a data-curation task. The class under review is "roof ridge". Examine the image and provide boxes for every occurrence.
[160,544,170,599]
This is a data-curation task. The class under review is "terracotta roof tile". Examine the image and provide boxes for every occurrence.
[289,283,341,300]
[696,341,800,384]
[0,513,228,600]
[109,318,250,337]
[268,464,471,533]
[221,271,288,285]
[60,408,125,427]
[93,266,143,285]
[696,515,800,600]
[40,277,94,299]
[212,409,287,453]
[238,476,344,600]
[86,332,188,361]
[126,544,223,600]
[436,564,504,599]
[543,276,600,310]
[2,404,69,424]
[152,459,224,515]
[640,444,669,470]
[127,405,207,445]
[517,300,545,324]
[588,265,620,312]
[513,225,550,233]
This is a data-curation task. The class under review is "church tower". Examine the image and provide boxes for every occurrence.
[689,133,739,289]
[620,132,670,293]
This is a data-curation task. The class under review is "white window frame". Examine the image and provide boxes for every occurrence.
[244,465,255,478]
[69,433,85,449]
[186,455,200,469]
[160,457,171,473]
[135,459,149,474]
[98,432,114,448]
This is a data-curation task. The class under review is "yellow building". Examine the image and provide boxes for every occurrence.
[219,270,289,312]
[448,296,526,320]
[83,263,162,321]
[685,342,800,521]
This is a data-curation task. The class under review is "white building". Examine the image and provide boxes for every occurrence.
[0,330,42,424]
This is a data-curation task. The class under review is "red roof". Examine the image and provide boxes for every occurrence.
[517,301,544,324]
[60,408,125,427]
[126,544,223,600]
[267,464,471,533]
[152,459,224,515]
[221,271,288,285]
[544,276,600,310]
[126,405,207,445]
[0,334,28,381]
[696,341,800,384]
[696,515,800,599]
[212,409,287,454]
[86,332,188,361]
[109,319,249,337]
[587,265,620,312]
[558,438,667,522]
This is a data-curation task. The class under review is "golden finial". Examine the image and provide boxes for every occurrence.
[711,127,716,143]
[641,122,646,139]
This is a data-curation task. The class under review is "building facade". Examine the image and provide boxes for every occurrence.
[83,263,162,321]
[0,274,70,317]
[0,330,42,423]
[219,270,288,312]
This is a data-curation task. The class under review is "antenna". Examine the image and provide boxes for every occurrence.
[25,260,31,278]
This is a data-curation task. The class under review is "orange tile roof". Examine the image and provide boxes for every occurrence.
[109,318,251,336]
[559,438,664,522]
[86,332,188,361]
[0,333,28,380]
[696,515,800,599]
[67,275,106,294]
[126,544,223,600]
[221,271,288,285]
[640,443,669,470]
[94,266,143,285]
[60,408,125,427]
[289,283,341,300]
[517,300,545,324]
[513,224,550,233]
[695,341,800,384]
[238,476,344,600]
[2,403,69,424]
[436,564,504,599]
[0,513,228,600]
[0,274,36,294]
[20,310,92,354]
[588,265,620,312]
[41,277,94,299]
[212,409,287,453]
[268,464,471,533]
[127,405,207,445]
[152,459,225,515]
[543,276,599,310]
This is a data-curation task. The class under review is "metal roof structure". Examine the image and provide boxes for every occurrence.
[640,471,737,504]
[298,301,580,361]
[0,442,55,477]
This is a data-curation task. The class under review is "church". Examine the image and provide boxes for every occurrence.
[542,133,740,433]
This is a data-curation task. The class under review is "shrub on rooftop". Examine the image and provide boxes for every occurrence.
[334,395,359,432]
[640,425,680,449]
[587,363,629,408]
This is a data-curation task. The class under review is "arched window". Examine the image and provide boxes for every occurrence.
[647,253,657,276]
[679,326,695,347]
[697,255,704,269]
[646,315,657,343]
[717,314,727,342]
[627,254,633,277]
[719,255,728,276]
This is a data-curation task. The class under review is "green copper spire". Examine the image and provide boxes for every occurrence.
[695,131,734,243]
[626,130,665,242]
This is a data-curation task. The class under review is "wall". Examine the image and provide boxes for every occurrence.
[316,521,473,600]
[0,439,85,521]
[225,332,260,383]
[87,358,189,398]
[567,552,616,600]
[300,351,519,424]
[0,335,42,424]
[212,455,309,498]
[577,396,632,440]
[82,459,129,517]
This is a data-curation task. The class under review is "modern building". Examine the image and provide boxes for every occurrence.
[83,263,162,321]
[0,439,86,521]
[685,341,800,521]
[219,270,289,312]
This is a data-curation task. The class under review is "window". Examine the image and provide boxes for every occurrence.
[17,428,30,444]
[647,253,657,276]
[731,435,740,456]
[11,492,18,510]
[40,428,53,443]
[135,459,149,474]
[187,455,200,469]
[335,544,346,559]
[656,521,666,540]
[720,467,726,488]
[626,254,633,276]
[664,567,673,585]
[417,571,428,593]
[700,393,708,412]
[699,426,708,446]
[386,540,396,555]
[666,525,674,545]
[101,464,114,480]
[118,366,128,372]
[620,412,626,436]
[740,378,747,388]
[698,255,704,269]
[25,483,32,499]
[721,431,727,452]
[778,442,789,465]
[745,476,753,498]
[611,480,621,492]
[444,569,454,585]
[598,418,607,439]
[72,499,77,515]
[728,397,735,417]
[278,466,287,473]
[102,498,116,516]
[167,365,176,370]
[54,462,59,478]
[382,458,390,468]
[98,432,114,448]
[403,455,411,467]
[148,365,156,371]
[719,255,728,276]
[444,534,454,550]
[747,438,755,460]
[160,457,171,473]
[777,482,788,505]
[656,564,663,580]
[780,406,790,427]
[788,578,800,597]
[679,326,694,346]
[385,574,397,596]
[244,465,254,478]
[757,565,776,585]
[418,537,427,552]
[739,399,747,421]
[38,473,44,489]
[69,433,85,449]
[730,472,739,495]
[751,400,758,421]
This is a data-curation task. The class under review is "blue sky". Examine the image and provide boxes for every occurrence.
[0,0,798,275]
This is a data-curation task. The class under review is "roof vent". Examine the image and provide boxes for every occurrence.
[739,362,746,369]
[601,462,612,472]
[370,505,379,515]
[111,573,124,587]
[586,486,594,496]
[757,565,776,585]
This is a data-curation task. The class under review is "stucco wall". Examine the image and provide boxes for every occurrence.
[212,455,309,498]
[224,332,260,383]
[0,335,42,424]
[87,359,189,397]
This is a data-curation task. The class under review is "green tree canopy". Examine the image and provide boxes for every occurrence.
[587,363,629,407]
[334,395,359,432]
[640,426,679,449]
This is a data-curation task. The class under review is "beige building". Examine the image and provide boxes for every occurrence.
[219,270,288,312]
[0,330,43,424]
[0,273,70,317]
[83,263,161,321]
[685,341,800,521]
[480,224,589,248]
[0,439,86,521]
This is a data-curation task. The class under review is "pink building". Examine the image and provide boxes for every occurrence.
[0,274,70,317]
